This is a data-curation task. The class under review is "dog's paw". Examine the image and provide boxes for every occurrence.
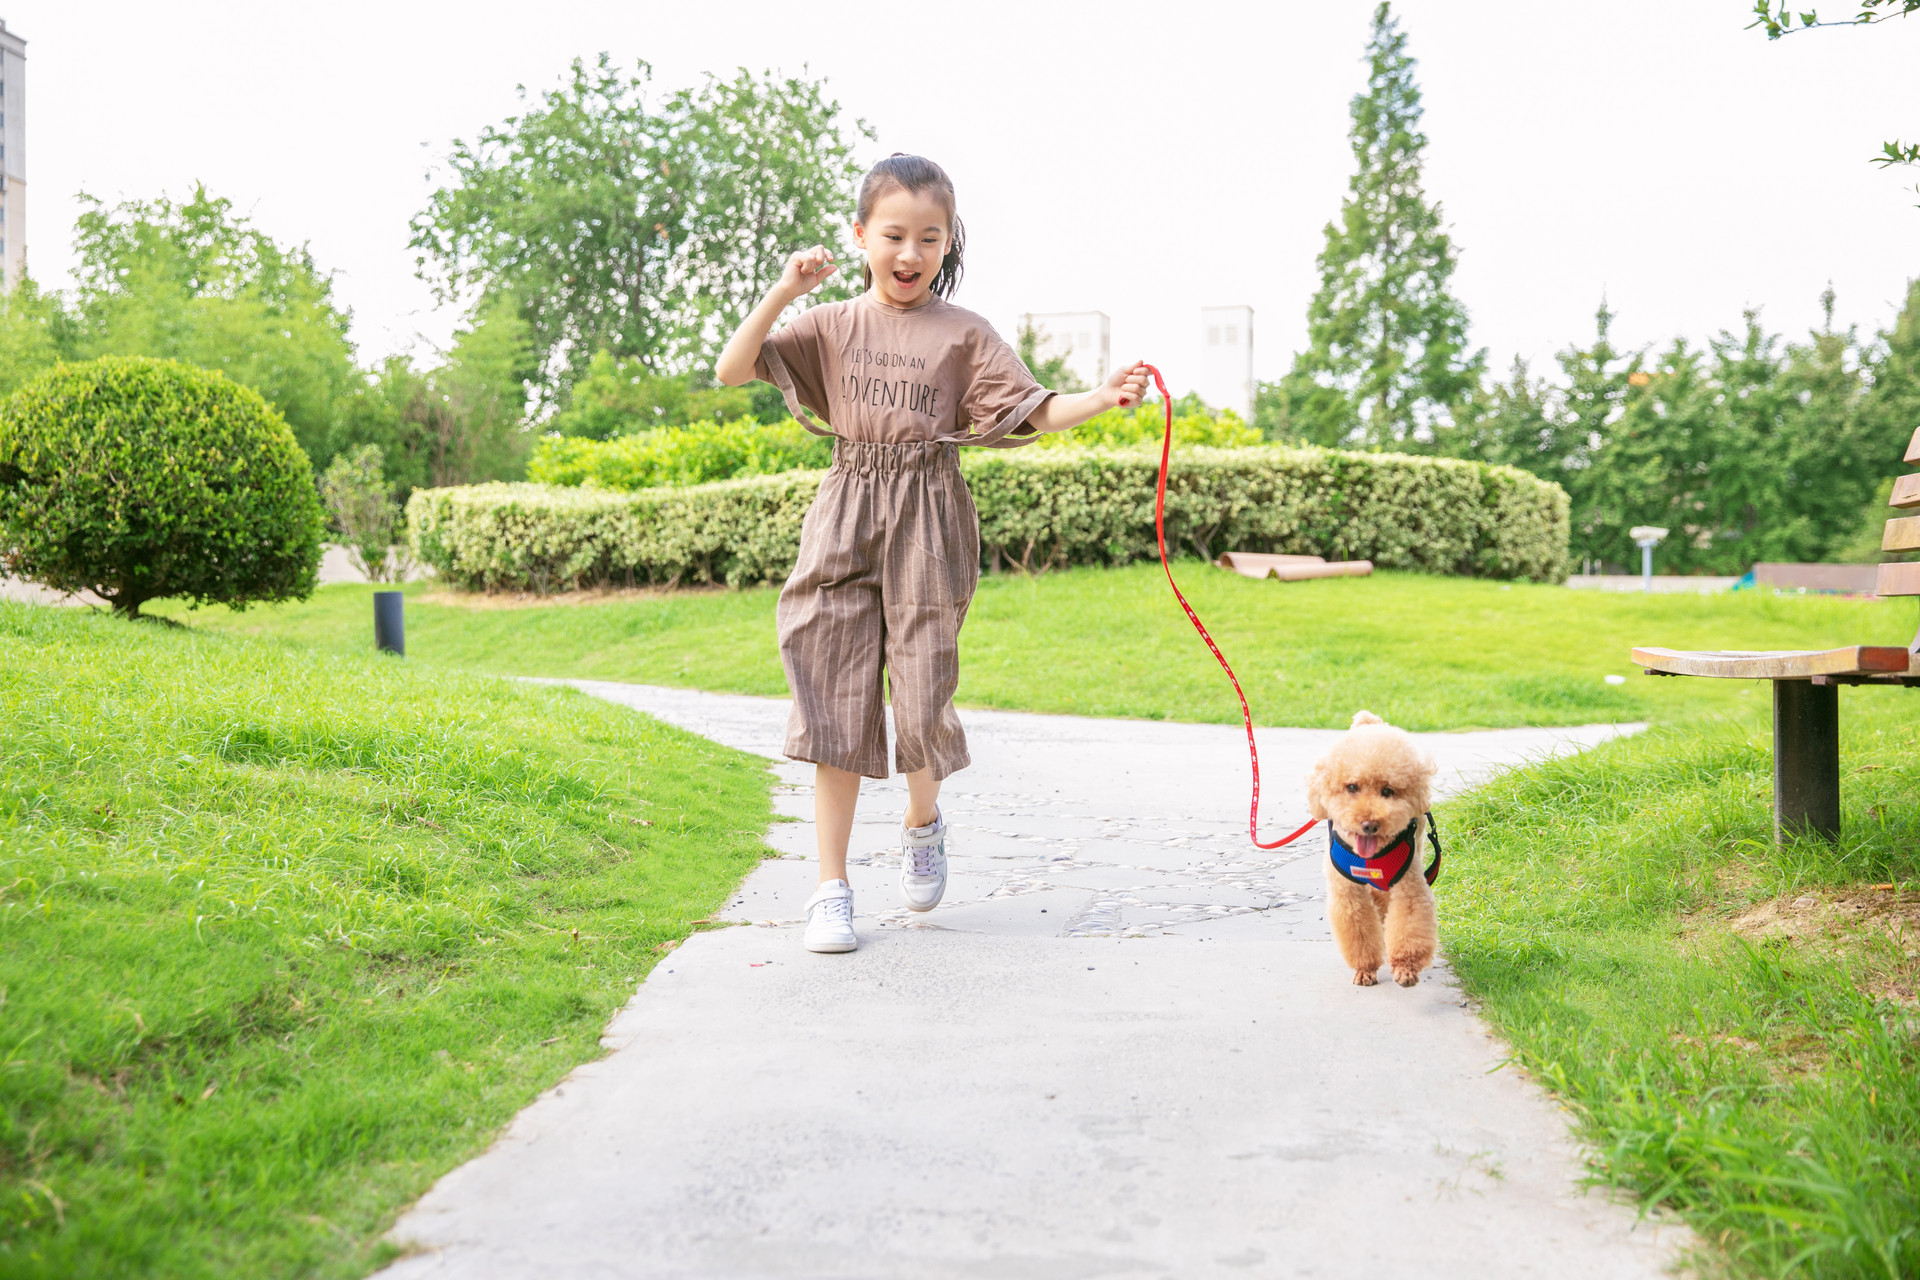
[1391,964,1421,987]
[1352,969,1378,986]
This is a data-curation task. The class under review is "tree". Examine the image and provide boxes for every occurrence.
[411,56,871,408]
[319,445,413,583]
[331,297,536,492]
[547,350,757,439]
[656,68,872,370]
[1015,321,1090,393]
[0,278,75,399]
[1433,356,1556,470]
[66,187,358,464]
[1277,3,1484,449]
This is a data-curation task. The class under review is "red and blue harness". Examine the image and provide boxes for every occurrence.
[1326,814,1445,891]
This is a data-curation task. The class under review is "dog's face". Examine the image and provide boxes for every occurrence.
[1306,718,1437,858]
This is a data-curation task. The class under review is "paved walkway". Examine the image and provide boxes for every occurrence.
[382,685,1686,1279]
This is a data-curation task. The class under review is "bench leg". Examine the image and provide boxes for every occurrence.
[1773,679,1839,842]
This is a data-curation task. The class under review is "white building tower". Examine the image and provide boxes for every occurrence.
[1196,306,1254,420]
[0,19,23,292]
[1019,311,1110,391]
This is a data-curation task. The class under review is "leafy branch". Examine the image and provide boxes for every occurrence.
[1749,0,1920,38]
[1749,1,1920,184]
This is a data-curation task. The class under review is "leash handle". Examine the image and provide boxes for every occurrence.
[1143,365,1316,851]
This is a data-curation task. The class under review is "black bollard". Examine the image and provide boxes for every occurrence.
[373,590,405,657]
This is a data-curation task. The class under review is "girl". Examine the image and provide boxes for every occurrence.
[716,154,1149,953]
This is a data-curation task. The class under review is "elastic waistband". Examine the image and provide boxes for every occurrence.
[830,439,960,477]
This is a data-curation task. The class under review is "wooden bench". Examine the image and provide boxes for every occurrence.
[1632,426,1920,841]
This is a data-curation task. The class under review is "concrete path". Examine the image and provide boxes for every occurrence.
[383,686,1687,1279]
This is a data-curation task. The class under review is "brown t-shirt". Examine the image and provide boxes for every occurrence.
[754,291,1053,448]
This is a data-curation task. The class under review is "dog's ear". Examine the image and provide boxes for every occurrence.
[1305,756,1332,820]
[1408,748,1439,810]
[1350,709,1383,728]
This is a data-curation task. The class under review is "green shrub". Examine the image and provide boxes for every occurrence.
[0,356,327,616]
[1028,401,1264,451]
[527,402,1260,495]
[527,416,835,490]
[547,350,762,438]
[411,445,1569,592]
[319,443,412,583]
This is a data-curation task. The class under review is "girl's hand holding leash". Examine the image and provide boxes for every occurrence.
[1109,360,1152,409]
[1025,358,1155,434]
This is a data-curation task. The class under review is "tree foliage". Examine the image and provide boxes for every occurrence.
[66,187,359,464]
[546,349,759,439]
[1278,2,1484,449]
[410,56,871,408]
[331,296,537,493]
[319,445,413,583]
[0,278,74,399]
[0,358,326,616]
[1442,289,1914,573]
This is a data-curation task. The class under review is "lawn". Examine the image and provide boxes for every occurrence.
[103,565,1920,1278]
[1442,699,1920,1280]
[151,564,1920,731]
[0,603,774,1278]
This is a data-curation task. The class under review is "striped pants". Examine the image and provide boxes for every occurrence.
[777,440,979,780]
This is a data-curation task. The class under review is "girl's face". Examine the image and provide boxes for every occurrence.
[854,186,951,309]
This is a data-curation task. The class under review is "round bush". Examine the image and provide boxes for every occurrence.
[0,356,327,616]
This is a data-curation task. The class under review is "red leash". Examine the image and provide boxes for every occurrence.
[1134,365,1317,851]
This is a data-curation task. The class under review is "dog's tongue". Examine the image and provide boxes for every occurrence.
[1356,834,1382,858]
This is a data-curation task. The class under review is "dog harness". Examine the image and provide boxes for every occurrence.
[1327,814,1444,891]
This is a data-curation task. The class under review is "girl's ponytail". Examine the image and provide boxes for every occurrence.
[857,154,965,300]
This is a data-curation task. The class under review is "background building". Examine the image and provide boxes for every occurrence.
[1019,311,1109,391]
[0,18,22,292]
[1196,305,1254,420]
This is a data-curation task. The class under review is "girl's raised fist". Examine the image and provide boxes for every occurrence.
[781,246,838,298]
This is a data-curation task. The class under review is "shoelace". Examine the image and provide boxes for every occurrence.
[813,892,851,924]
[906,837,941,879]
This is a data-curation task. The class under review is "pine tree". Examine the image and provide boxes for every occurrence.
[1280,3,1484,449]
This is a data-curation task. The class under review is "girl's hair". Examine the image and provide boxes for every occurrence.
[856,153,965,299]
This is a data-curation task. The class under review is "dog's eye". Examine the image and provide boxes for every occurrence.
[1345,783,1359,794]
[1381,786,1395,798]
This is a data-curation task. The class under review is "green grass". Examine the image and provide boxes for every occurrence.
[0,603,774,1278]
[1442,694,1920,1279]
[122,565,1920,1277]
[152,565,1920,731]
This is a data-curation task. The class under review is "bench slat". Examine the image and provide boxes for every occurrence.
[1892,474,1920,508]
[1907,425,1920,465]
[1632,646,1911,679]
[1883,515,1920,552]
[1877,562,1920,597]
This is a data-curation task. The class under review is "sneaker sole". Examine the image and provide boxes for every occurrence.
[804,937,858,953]
[901,883,946,912]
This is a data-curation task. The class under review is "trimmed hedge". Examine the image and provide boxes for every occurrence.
[0,357,326,616]
[407,446,1570,592]
[527,416,833,490]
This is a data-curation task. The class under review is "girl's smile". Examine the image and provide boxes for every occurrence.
[855,187,952,309]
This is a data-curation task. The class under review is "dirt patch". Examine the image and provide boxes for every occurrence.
[1730,886,1920,1009]
[417,584,735,611]
[1730,886,1920,947]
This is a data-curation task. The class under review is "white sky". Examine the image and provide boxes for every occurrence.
[5,1,1918,397]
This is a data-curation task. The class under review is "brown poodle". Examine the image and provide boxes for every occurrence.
[1306,710,1440,987]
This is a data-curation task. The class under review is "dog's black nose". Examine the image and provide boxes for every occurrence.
[1361,820,1379,835]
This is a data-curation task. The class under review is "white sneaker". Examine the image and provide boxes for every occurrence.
[803,879,857,953]
[900,810,949,912]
